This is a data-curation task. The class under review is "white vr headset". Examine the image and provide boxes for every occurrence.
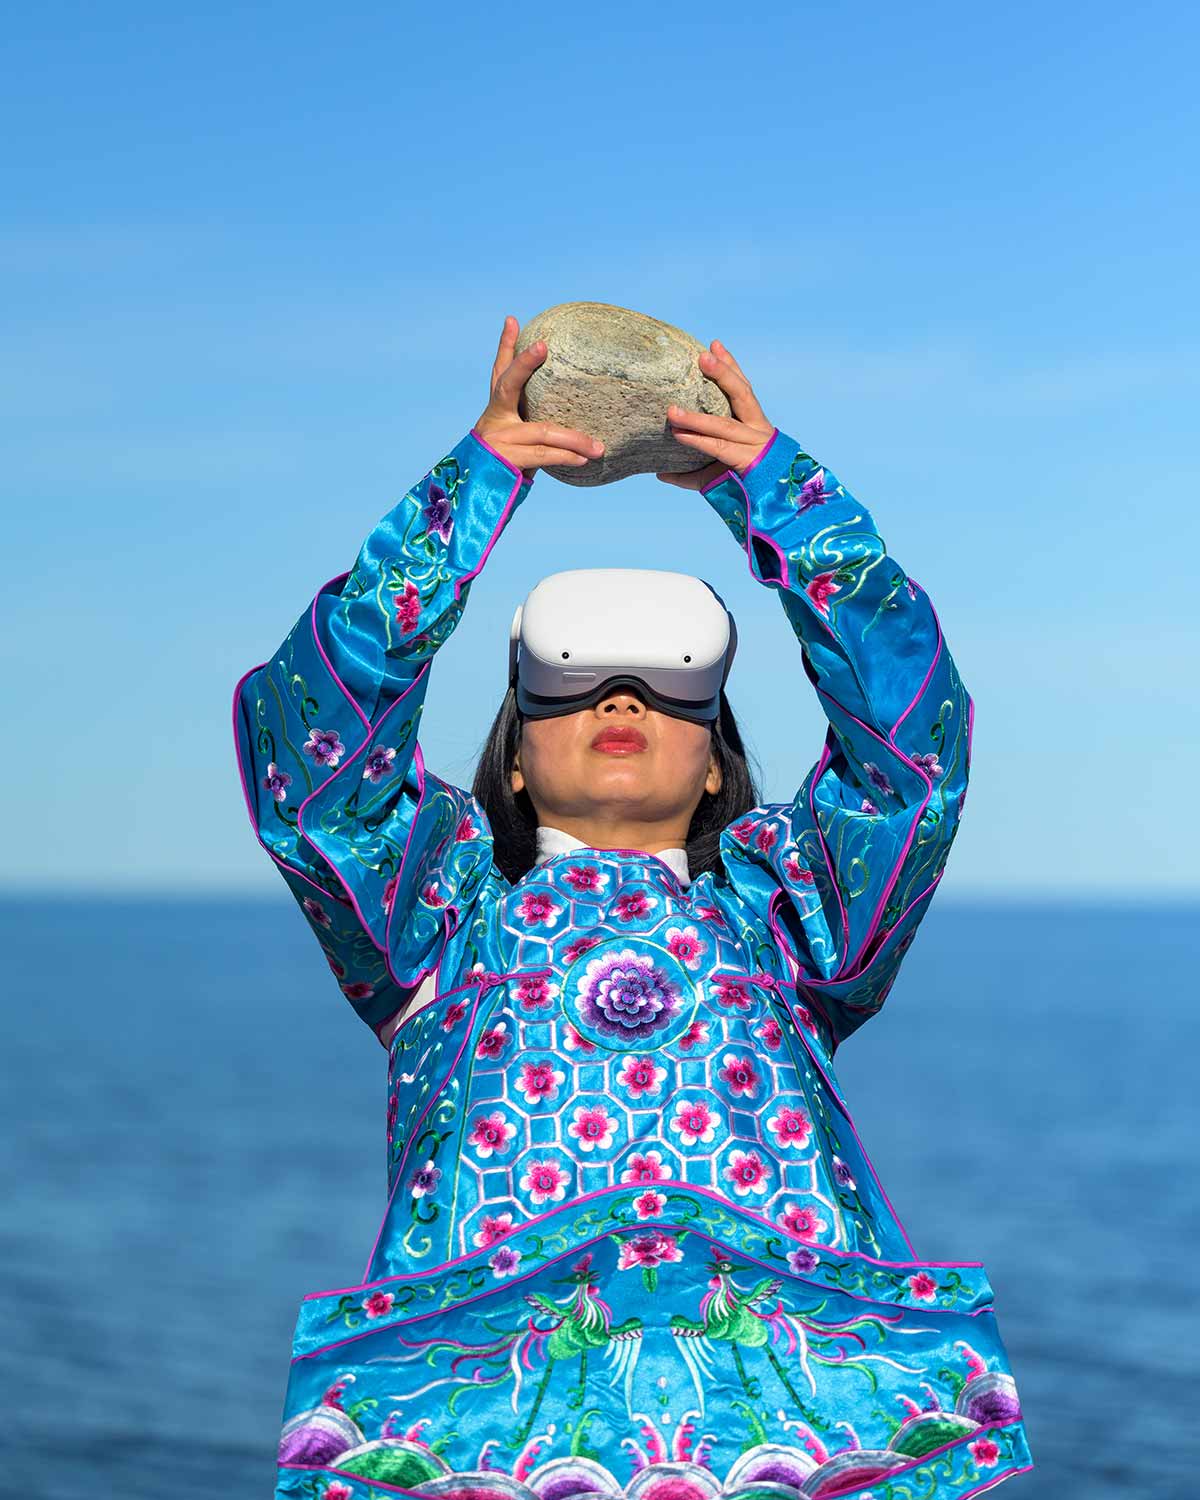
[509,567,737,723]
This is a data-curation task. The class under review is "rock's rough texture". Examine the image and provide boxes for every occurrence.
[513,301,732,486]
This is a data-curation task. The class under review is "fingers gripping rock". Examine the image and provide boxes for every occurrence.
[514,301,732,486]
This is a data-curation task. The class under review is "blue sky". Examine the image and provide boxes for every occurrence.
[3,1,1197,897]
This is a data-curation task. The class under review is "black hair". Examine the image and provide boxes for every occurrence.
[471,687,762,886]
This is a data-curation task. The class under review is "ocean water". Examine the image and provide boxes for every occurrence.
[2,894,1196,1498]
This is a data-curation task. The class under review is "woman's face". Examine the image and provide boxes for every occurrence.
[510,686,722,838]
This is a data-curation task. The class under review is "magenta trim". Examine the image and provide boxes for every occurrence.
[299,1218,993,1363]
[747,522,790,587]
[813,685,934,975]
[360,987,484,1282]
[810,738,851,963]
[698,425,780,494]
[468,425,528,483]
[309,571,369,728]
[294,662,433,980]
[380,736,430,973]
[454,435,529,603]
[230,660,354,906]
[312,1173,985,1305]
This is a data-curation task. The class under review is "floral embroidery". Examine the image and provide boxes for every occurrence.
[422,482,454,545]
[717,1053,760,1098]
[468,1111,517,1159]
[665,924,706,969]
[472,1213,513,1247]
[573,948,684,1045]
[516,1060,566,1105]
[394,579,421,633]
[620,1149,668,1184]
[669,1098,719,1146]
[362,744,396,783]
[567,1104,618,1152]
[516,889,563,928]
[806,571,841,615]
[617,1054,667,1099]
[302,727,345,769]
[723,1148,768,1196]
[262,761,292,802]
[767,1104,813,1148]
[519,1156,569,1205]
[408,1160,441,1198]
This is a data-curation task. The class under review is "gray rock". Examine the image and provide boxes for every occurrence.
[513,301,731,486]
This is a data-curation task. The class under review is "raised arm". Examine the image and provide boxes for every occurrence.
[231,317,605,1037]
[663,344,971,1049]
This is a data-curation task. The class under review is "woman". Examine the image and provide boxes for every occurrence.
[233,317,1032,1498]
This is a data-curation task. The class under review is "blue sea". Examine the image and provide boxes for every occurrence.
[2,895,1196,1498]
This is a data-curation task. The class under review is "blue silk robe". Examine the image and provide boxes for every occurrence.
[232,425,1032,1500]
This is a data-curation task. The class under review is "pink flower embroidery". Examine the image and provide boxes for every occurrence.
[468,1110,517,1159]
[717,1053,760,1099]
[713,979,753,1013]
[693,901,728,928]
[323,1484,354,1500]
[324,951,346,979]
[302,727,345,769]
[723,1148,768,1196]
[613,890,655,922]
[794,1004,820,1039]
[302,897,332,928]
[767,1104,813,1148]
[341,980,374,1001]
[262,761,292,803]
[620,1149,668,1184]
[633,1189,666,1219]
[381,875,399,914]
[362,1290,395,1318]
[617,1054,666,1099]
[806,571,840,616]
[908,1271,939,1302]
[677,1018,710,1052]
[729,818,756,845]
[754,824,778,854]
[563,934,601,964]
[755,1017,783,1051]
[394,579,421,633]
[520,1156,569,1205]
[669,1098,718,1147]
[476,1021,510,1060]
[472,1212,514,1248]
[514,974,558,1012]
[420,881,446,908]
[783,852,816,884]
[969,1436,1001,1467]
[517,1060,566,1105]
[617,1230,682,1271]
[563,863,608,893]
[516,889,563,928]
[562,1022,597,1054]
[441,1000,467,1031]
[779,1201,829,1241]
[362,743,396,783]
[455,811,479,841]
[567,1104,618,1152]
[665,924,707,970]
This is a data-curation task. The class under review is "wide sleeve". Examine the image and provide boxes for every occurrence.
[701,428,973,1050]
[231,428,533,1036]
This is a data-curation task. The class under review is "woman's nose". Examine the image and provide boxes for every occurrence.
[599,691,645,714]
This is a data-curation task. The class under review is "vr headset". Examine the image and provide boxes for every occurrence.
[509,567,737,723]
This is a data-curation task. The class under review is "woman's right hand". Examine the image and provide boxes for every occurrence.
[474,315,605,481]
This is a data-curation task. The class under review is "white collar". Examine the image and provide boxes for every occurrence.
[534,824,691,887]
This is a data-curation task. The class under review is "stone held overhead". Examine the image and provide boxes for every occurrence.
[514,301,733,487]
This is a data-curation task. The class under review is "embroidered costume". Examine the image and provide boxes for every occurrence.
[233,425,1031,1499]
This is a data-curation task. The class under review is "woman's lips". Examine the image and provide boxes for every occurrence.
[591,727,647,753]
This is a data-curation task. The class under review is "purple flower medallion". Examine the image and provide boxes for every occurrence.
[563,940,696,1052]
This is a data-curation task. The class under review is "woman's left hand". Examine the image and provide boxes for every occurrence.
[657,340,776,490]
